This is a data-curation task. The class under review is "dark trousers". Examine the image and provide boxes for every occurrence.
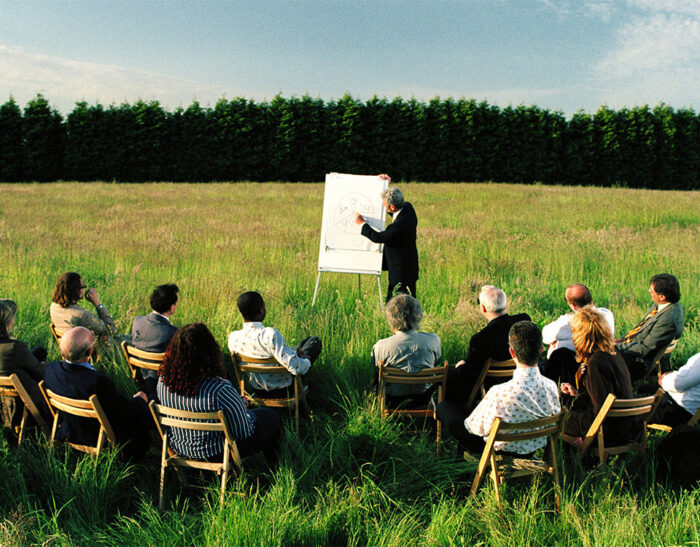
[619,350,647,382]
[638,383,693,427]
[237,407,282,460]
[540,348,578,385]
[387,281,417,304]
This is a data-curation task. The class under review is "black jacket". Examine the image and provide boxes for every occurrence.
[361,202,419,285]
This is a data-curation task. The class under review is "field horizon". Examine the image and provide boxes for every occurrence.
[0,181,698,545]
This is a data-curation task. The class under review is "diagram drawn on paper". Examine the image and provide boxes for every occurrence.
[333,193,374,235]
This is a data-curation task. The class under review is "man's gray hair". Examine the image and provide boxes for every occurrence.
[0,299,18,338]
[59,326,95,363]
[380,186,404,208]
[386,294,422,332]
[479,285,507,313]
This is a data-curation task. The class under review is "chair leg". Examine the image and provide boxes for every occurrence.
[159,465,167,512]
[436,418,442,456]
[17,408,28,446]
[221,446,230,505]
[489,456,502,510]
[549,437,561,512]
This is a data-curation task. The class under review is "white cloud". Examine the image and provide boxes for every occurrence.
[0,45,248,113]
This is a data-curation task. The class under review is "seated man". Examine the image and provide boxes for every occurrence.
[372,294,441,408]
[444,285,529,405]
[640,352,700,427]
[439,321,560,456]
[616,273,684,381]
[43,327,151,461]
[541,283,614,390]
[131,283,179,394]
[228,291,321,398]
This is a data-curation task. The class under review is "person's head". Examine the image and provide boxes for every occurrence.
[0,299,18,338]
[508,321,542,366]
[386,294,422,332]
[160,323,224,396]
[150,283,179,315]
[570,307,615,364]
[380,186,404,213]
[237,291,266,322]
[650,273,680,304]
[478,285,507,316]
[564,284,593,310]
[52,272,84,307]
[59,326,95,363]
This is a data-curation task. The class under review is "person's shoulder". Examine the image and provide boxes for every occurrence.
[512,312,531,322]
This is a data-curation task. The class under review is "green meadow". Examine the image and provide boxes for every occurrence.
[0,182,698,545]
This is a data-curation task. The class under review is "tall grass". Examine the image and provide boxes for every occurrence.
[0,182,698,545]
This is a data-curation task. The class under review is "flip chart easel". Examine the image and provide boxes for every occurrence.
[312,173,388,309]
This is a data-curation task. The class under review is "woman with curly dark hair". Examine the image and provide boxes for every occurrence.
[50,272,116,336]
[157,323,281,460]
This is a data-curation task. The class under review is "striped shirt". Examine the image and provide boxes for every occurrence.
[156,376,256,459]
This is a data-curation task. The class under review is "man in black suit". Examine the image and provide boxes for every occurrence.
[436,285,530,442]
[131,283,179,393]
[44,326,151,461]
[354,174,419,303]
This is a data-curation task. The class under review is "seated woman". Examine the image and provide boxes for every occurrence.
[563,307,637,446]
[372,294,442,408]
[0,299,50,429]
[157,323,281,461]
[49,272,116,337]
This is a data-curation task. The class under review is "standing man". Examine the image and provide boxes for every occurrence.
[354,174,419,303]
[616,273,684,380]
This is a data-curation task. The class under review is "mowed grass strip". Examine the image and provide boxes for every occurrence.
[0,181,698,545]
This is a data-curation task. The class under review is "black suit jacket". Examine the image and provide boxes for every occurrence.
[44,360,149,455]
[361,202,419,285]
[131,312,178,353]
[447,312,531,404]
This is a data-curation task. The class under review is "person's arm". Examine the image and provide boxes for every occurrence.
[616,308,677,358]
[661,354,700,393]
[83,289,116,335]
[10,340,45,381]
[462,334,487,370]
[263,328,311,375]
[583,356,608,414]
[464,391,500,437]
[217,381,255,440]
[360,215,408,245]
[541,315,570,346]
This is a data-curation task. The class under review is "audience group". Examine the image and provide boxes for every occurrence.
[0,270,697,472]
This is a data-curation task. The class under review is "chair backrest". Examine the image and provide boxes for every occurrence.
[38,380,117,454]
[579,390,663,456]
[0,373,47,431]
[149,402,242,467]
[377,361,448,415]
[121,341,166,380]
[464,358,517,409]
[646,338,680,377]
[50,323,64,347]
[491,410,568,443]
[231,352,289,394]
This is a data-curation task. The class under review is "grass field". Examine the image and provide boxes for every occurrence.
[0,182,699,545]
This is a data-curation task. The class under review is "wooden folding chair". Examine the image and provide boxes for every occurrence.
[121,341,165,389]
[231,352,308,436]
[50,323,63,348]
[469,409,568,510]
[0,373,48,445]
[149,402,244,510]
[38,380,117,456]
[378,361,448,452]
[563,389,665,466]
[645,338,679,378]
[464,358,517,410]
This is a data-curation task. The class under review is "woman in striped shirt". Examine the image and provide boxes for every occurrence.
[157,323,281,461]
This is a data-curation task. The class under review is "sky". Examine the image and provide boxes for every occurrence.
[1,0,700,117]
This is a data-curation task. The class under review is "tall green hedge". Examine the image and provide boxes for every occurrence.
[1,94,699,188]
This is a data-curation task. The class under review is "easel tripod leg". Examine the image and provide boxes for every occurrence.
[312,271,322,306]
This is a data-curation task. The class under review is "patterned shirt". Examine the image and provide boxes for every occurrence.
[465,366,561,454]
[156,376,255,459]
[228,322,311,390]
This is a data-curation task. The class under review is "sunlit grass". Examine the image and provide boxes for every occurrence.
[0,181,698,544]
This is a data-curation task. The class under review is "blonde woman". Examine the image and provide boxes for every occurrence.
[563,307,636,446]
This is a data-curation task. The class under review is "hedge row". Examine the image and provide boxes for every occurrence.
[1,94,699,188]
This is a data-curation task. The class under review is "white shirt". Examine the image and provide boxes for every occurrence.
[661,352,700,417]
[542,306,614,358]
[228,322,310,391]
[465,366,561,454]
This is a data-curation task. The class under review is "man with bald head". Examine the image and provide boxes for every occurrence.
[541,284,614,391]
[44,326,152,460]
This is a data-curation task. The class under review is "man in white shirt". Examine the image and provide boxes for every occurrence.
[541,284,614,391]
[644,352,700,426]
[462,321,561,456]
[228,291,321,397]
